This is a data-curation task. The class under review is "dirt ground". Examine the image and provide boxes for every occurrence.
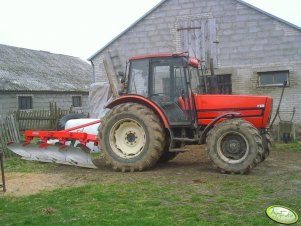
[2,145,301,196]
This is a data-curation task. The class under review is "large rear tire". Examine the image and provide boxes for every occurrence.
[158,142,180,163]
[261,132,272,162]
[206,119,263,174]
[98,103,165,172]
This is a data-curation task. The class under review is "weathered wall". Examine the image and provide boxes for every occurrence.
[90,0,301,138]
[0,93,89,116]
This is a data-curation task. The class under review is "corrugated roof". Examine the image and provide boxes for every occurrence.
[88,0,301,61]
[0,44,92,91]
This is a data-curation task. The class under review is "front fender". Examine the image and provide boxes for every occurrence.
[199,112,240,144]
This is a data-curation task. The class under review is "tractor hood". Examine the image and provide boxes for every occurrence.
[194,94,273,129]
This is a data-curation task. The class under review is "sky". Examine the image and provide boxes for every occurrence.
[0,0,300,61]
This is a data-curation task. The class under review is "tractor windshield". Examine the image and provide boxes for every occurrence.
[128,59,149,97]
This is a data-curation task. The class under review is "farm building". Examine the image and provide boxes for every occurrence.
[88,0,301,139]
[0,44,92,116]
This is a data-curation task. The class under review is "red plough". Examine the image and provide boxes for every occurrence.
[8,120,101,169]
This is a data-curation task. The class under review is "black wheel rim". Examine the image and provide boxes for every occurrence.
[217,132,249,163]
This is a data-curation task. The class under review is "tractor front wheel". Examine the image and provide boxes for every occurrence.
[98,103,165,172]
[260,132,272,162]
[206,119,263,174]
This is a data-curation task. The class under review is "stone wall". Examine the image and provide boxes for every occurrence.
[0,92,89,116]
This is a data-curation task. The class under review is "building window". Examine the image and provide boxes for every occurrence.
[72,96,82,107]
[199,74,232,94]
[258,70,289,86]
[18,96,33,110]
[217,74,232,94]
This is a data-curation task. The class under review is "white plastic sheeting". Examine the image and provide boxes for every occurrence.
[51,82,116,153]
[88,82,113,118]
[65,119,101,153]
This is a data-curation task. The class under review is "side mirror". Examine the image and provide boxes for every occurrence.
[117,71,126,94]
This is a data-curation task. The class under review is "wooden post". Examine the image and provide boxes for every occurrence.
[0,151,6,192]
[103,59,119,98]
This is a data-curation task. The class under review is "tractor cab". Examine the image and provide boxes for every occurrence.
[127,53,200,127]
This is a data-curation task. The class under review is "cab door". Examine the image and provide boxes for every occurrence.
[148,58,194,126]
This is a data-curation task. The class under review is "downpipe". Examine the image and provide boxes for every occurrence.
[269,80,287,128]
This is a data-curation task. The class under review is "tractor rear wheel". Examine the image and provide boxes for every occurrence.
[261,132,272,162]
[158,142,180,163]
[98,103,165,172]
[158,151,178,163]
[206,119,263,174]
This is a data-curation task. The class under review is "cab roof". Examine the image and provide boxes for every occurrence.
[129,53,200,68]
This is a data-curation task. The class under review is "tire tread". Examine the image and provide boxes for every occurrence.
[206,119,264,174]
[98,103,165,172]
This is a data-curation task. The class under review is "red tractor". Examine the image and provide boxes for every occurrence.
[8,53,273,174]
[98,53,272,173]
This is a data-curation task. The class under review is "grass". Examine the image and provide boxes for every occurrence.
[2,179,300,226]
[4,157,59,173]
[1,142,301,225]
[2,177,301,225]
[273,141,301,152]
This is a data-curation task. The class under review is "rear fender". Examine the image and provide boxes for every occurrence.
[106,95,169,128]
